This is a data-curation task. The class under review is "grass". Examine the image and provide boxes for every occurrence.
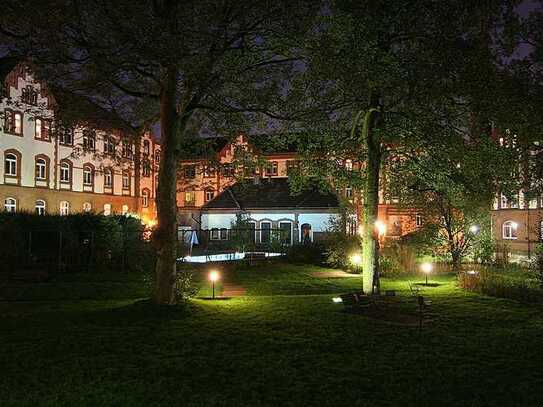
[1,262,543,406]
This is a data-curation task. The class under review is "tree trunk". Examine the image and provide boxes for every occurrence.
[360,107,382,295]
[154,66,179,305]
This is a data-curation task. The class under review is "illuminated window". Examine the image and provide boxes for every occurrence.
[184,191,195,206]
[4,197,16,212]
[141,189,150,207]
[59,201,70,216]
[83,202,92,212]
[103,204,111,216]
[502,221,518,240]
[264,161,278,176]
[35,200,46,215]
[416,213,423,227]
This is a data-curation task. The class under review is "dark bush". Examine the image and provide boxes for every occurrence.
[458,267,543,303]
[287,243,325,265]
[0,212,155,274]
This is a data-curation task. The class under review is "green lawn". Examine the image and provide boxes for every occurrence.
[1,263,543,406]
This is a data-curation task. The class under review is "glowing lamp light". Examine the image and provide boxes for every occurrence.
[420,262,433,285]
[511,222,518,230]
[375,220,386,236]
[209,270,220,299]
[332,297,343,303]
[350,254,362,265]
[421,262,433,273]
[469,225,479,234]
[209,270,220,282]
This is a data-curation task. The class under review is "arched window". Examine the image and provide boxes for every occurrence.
[103,168,113,188]
[141,189,150,207]
[122,170,130,190]
[122,204,129,215]
[59,160,72,183]
[5,153,18,176]
[301,223,312,244]
[143,140,150,155]
[59,201,70,216]
[502,221,518,240]
[83,202,92,212]
[103,203,112,216]
[4,197,16,212]
[35,157,48,181]
[83,164,94,186]
[154,149,160,163]
[35,200,46,215]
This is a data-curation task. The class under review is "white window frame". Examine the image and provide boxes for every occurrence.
[103,204,112,216]
[83,202,92,212]
[35,199,46,215]
[104,169,113,188]
[59,201,70,216]
[83,166,93,185]
[60,162,71,183]
[4,197,16,212]
[205,189,215,202]
[502,221,518,240]
[35,158,47,180]
[5,153,17,176]
[122,171,130,189]
[122,204,129,215]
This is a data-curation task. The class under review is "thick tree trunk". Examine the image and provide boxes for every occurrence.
[360,107,382,295]
[154,66,179,305]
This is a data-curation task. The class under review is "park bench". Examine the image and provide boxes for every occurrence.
[338,291,375,310]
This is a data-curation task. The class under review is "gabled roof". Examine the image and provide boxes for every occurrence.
[0,56,21,85]
[202,178,339,210]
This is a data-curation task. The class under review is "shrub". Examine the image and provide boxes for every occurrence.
[322,232,361,269]
[530,245,543,288]
[458,267,543,303]
[287,243,325,265]
[0,212,154,274]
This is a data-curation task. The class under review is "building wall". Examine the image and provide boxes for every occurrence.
[201,209,340,244]
[0,65,159,220]
[492,208,543,256]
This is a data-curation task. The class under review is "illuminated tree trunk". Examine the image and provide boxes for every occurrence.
[154,66,180,305]
[360,106,382,295]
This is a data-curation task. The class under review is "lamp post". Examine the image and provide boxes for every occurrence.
[421,262,432,285]
[209,270,220,299]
